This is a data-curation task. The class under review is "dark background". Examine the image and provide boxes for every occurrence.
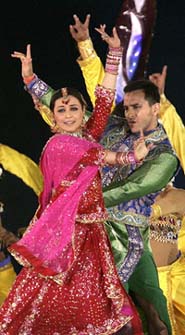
[0,0,185,231]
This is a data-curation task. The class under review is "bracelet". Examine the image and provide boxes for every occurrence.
[151,204,162,218]
[77,38,96,60]
[23,74,36,84]
[127,152,137,164]
[105,46,123,75]
[116,151,137,166]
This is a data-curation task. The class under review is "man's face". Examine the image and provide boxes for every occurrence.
[123,89,159,133]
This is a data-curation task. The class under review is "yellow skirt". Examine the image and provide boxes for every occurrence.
[0,263,16,306]
[158,254,185,335]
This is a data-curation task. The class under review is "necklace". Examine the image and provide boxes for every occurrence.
[57,129,83,138]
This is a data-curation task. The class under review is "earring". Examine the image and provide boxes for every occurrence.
[81,115,86,128]
[51,120,60,133]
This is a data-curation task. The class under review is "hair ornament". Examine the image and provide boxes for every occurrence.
[61,87,70,104]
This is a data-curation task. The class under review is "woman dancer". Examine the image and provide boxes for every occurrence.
[0,25,149,334]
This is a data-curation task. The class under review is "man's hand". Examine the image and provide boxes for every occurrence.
[69,14,90,42]
[149,65,167,95]
[133,129,154,162]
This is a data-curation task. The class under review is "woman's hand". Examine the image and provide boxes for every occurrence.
[11,44,33,78]
[69,14,90,42]
[95,25,121,49]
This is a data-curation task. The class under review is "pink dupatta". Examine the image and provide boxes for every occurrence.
[9,135,102,279]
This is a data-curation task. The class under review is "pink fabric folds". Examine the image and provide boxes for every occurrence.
[10,134,101,277]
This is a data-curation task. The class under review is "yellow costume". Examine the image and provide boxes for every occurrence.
[150,211,185,334]
[157,254,185,334]
[0,259,16,306]
[157,96,185,334]
[0,144,43,305]
[76,39,105,107]
[0,144,43,196]
[159,94,185,172]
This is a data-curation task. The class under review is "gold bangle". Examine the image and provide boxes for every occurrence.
[151,204,162,218]
[78,38,96,60]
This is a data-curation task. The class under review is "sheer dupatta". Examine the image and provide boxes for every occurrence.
[9,135,103,282]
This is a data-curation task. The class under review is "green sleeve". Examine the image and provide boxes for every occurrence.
[40,86,55,108]
[103,153,178,208]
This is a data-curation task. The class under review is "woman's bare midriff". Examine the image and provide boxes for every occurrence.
[150,239,179,267]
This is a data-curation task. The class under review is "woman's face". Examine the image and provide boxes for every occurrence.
[53,95,85,133]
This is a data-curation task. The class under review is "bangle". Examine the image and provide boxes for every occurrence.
[23,74,36,84]
[105,46,123,75]
[127,152,137,164]
[151,204,162,218]
[115,151,136,165]
[77,38,96,60]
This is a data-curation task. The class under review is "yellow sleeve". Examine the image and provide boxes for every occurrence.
[77,55,104,107]
[0,263,16,306]
[36,104,54,128]
[0,144,43,196]
[159,94,185,172]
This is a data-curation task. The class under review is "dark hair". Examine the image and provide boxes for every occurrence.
[124,79,160,105]
[50,87,87,112]
[112,101,124,117]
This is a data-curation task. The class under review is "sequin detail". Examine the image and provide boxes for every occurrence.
[150,215,182,243]
[118,226,144,283]
[27,76,50,97]
[107,209,148,227]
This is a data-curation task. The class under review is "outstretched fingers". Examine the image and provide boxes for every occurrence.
[72,14,81,29]
[161,64,167,78]
[69,24,76,39]
[95,25,121,48]
[26,44,32,59]
[84,14,91,29]
[11,51,25,60]
[11,44,32,62]
[11,43,33,78]
[149,64,168,94]
[95,24,107,36]
[70,14,90,41]
[112,27,119,40]
[72,14,90,30]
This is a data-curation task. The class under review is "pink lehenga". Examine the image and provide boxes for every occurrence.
[0,86,143,335]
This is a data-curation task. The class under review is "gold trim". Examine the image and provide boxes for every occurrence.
[77,38,96,60]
